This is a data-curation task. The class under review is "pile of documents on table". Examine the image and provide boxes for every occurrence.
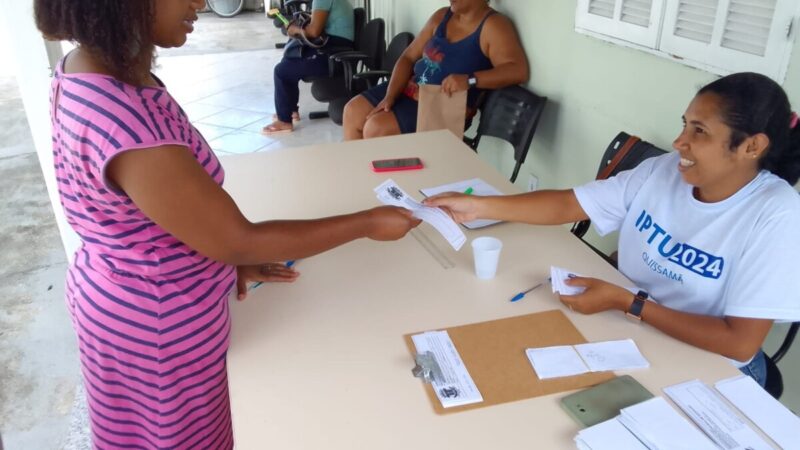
[575,376,800,450]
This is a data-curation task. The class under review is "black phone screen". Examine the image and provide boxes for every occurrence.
[372,158,422,168]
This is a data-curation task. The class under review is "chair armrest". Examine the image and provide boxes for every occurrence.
[352,70,391,88]
[353,70,390,79]
[328,48,366,78]
[332,52,369,63]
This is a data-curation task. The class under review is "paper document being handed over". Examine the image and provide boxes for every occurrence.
[375,179,466,250]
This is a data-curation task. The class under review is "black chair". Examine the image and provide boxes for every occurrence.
[349,31,414,89]
[304,8,371,120]
[324,31,414,125]
[308,16,385,122]
[571,132,667,266]
[764,321,799,399]
[572,132,667,240]
[272,0,312,48]
[463,85,547,183]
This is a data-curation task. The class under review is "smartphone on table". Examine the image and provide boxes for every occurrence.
[371,157,424,172]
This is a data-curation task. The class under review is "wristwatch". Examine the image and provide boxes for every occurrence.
[467,73,477,87]
[625,290,648,322]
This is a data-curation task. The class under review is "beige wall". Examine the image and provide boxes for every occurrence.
[385,0,800,251]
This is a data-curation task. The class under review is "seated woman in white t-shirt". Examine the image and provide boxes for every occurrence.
[425,72,800,385]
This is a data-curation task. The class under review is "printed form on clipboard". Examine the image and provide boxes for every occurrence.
[411,331,483,408]
[419,178,503,229]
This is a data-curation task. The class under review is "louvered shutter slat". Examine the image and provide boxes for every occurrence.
[721,0,777,56]
[588,0,616,18]
[621,0,654,27]
[673,0,720,43]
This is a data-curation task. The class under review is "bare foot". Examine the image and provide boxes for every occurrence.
[262,120,293,135]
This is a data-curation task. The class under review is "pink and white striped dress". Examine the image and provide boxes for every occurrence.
[51,58,237,449]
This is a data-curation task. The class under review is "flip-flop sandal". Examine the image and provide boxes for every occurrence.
[272,113,301,124]
[262,122,294,135]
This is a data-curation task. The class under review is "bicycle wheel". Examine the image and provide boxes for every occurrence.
[207,0,244,18]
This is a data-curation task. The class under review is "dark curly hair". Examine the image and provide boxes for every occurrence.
[699,72,800,185]
[34,0,155,85]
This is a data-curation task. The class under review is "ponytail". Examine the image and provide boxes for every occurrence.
[698,72,800,185]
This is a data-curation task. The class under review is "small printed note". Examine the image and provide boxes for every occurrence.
[526,339,649,379]
[419,178,503,229]
[375,179,466,250]
[575,339,650,372]
[411,330,483,408]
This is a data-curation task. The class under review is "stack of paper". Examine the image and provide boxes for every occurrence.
[526,339,649,379]
[374,179,466,250]
[575,418,648,450]
[664,379,772,450]
[419,178,503,229]
[716,375,800,449]
[617,397,718,450]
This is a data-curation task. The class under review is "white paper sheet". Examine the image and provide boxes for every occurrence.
[419,178,503,229]
[575,418,649,450]
[526,339,649,379]
[618,397,718,450]
[411,331,483,408]
[525,346,588,379]
[716,375,800,450]
[550,266,586,296]
[374,179,466,251]
[575,339,650,372]
[664,379,772,450]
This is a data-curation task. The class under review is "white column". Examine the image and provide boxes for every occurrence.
[1,0,79,261]
[370,0,395,39]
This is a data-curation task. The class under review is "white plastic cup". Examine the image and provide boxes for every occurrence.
[471,237,503,279]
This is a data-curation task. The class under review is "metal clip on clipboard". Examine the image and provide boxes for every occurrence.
[412,351,444,384]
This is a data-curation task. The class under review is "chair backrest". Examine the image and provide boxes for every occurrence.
[356,17,386,70]
[571,132,668,239]
[283,0,312,15]
[352,7,366,49]
[467,85,547,182]
[595,132,668,179]
[764,321,799,399]
[382,32,414,72]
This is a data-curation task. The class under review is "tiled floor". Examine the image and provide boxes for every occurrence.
[155,49,343,154]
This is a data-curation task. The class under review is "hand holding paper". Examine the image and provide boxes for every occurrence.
[375,179,467,250]
[551,266,642,315]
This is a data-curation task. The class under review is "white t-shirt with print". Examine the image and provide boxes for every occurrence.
[574,151,800,326]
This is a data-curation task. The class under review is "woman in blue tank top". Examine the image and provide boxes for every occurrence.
[343,0,529,139]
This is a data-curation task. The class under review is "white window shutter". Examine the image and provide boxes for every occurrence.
[576,0,666,48]
[660,0,799,81]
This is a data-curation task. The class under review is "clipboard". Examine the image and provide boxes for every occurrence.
[403,310,615,415]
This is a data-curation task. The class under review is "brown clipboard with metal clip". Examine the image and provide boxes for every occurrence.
[403,310,615,415]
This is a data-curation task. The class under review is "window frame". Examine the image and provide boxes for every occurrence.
[574,0,800,82]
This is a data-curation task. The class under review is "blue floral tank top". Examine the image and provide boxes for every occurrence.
[409,9,495,107]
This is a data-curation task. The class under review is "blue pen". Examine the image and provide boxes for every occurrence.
[250,260,298,290]
[509,278,550,302]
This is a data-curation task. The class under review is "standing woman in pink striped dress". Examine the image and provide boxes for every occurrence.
[34,1,419,448]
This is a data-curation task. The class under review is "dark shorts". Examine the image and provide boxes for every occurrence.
[361,82,477,135]
[360,83,419,134]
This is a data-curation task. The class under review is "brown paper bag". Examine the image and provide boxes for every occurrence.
[416,84,467,139]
